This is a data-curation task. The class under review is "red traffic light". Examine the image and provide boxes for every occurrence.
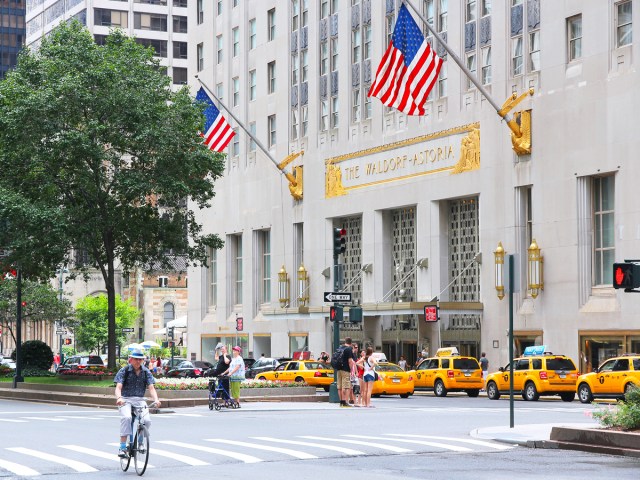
[236,317,244,331]
[424,305,439,322]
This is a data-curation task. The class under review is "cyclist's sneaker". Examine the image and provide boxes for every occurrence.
[118,447,128,458]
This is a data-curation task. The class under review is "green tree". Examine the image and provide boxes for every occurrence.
[0,22,225,368]
[0,277,73,345]
[69,294,139,354]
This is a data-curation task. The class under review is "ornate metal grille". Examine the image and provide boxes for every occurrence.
[391,207,416,302]
[337,216,362,305]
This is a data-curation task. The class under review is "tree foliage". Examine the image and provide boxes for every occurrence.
[0,22,225,368]
[21,340,54,370]
[0,277,73,343]
[69,294,139,354]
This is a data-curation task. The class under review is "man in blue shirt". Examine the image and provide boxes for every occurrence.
[114,348,161,457]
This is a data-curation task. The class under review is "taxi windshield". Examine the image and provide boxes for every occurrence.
[453,358,480,369]
[546,358,576,371]
[376,364,403,372]
[304,362,327,370]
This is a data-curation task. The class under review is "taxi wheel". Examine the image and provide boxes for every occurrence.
[578,383,593,404]
[466,389,480,398]
[294,377,304,383]
[434,379,448,397]
[524,382,539,401]
[399,393,410,398]
[624,383,637,395]
[560,392,575,402]
[486,381,500,400]
[257,376,266,381]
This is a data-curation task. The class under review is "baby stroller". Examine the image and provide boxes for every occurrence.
[208,377,239,410]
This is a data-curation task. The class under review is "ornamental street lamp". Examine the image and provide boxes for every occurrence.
[297,264,309,306]
[278,265,290,308]
[527,239,544,298]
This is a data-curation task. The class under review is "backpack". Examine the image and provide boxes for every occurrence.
[330,347,346,369]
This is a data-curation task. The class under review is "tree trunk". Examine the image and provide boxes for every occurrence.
[106,260,117,370]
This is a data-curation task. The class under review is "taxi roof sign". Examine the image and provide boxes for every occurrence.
[523,345,547,356]
[436,347,459,357]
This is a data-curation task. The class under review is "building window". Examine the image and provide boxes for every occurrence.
[616,1,632,48]
[197,42,204,71]
[134,13,168,32]
[232,77,239,106]
[172,67,187,84]
[232,27,239,57]
[331,96,339,128]
[320,99,329,131]
[234,235,243,305]
[466,52,476,90]
[216,82,224,101]
[268,8,276,41]
[249,122,256,152]
[163,302,174,326]
[481,47,491,85]
[232,128,239,156]
[174,0,188,7]
[217,0,222,16]
[424,0,448,101]
[291,54,299,86]
[529,31,540,71]
[208,247,217,307]
[291,108,299,139]
[173,41,187,59]
[438,62,447,98]
[512,36,523,75]
[173,15,187,34]
[94,9,128,28]
[268,115,276,147]
[301,104,308,136]
[481,0,491,17]
[261,230,271,304]
[197,0,204,25]
[352,28,361,63]
[268,61,276,93]
[301,50,308,82]
[249,69,256,100]
[292,0,299,32]
[352,89,361,123]
[135,38,168,58]
[216,35,223,64]
[593,176,615,286]
[159,276,169,288]
[510,0,539,77]
[249,18,256,49]
[568,15,582,62]
[331,37,339,72]
[320,41,329,75]
[465,0,476,23]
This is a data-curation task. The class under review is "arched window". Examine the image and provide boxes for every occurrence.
[163,302,175,327]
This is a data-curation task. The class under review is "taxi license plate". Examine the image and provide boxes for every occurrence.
[392,379,400,383]
[464,373,471,377]
[559,374,566,379]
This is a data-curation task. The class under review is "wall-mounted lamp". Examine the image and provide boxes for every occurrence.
[527,239,544,298]
[494,242,505,300]
[297,264,309,306]
[361,263,373,273]
[416,258,429,269]
[278,265,290,308]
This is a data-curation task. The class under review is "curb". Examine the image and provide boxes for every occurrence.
[546,427,640,458]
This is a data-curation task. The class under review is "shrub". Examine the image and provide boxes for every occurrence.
[592,385,640,431]
[0,364,13,377]
[21,367,56,378]
[21,340,54,371]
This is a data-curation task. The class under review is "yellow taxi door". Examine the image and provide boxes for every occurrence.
[592,359,617,394]
[284,361,300,382]
[414,361,431,388]
[495,364,511,391]
[513,359,530,391]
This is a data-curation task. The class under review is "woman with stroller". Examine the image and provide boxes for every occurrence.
[224,346,245,407]
[209,343,232,401]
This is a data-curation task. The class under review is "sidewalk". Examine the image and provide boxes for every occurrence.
[471,422,599,446]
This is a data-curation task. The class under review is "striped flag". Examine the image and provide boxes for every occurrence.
[368,4,443,116]
[196,87,235,152]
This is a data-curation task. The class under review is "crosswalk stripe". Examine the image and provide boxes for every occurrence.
[342,434,472,452]
[150,448,210,466]
[7,447,97,473]
[206,439,317,459]
[56,416,105,420]
[157,440,262,464]
[59,444,154,468]
[20,417,66,422]
[251,437,365,456]
[299,436,413,453]
[384,434,513,450]
[0,458,40,476]
[0,418,28,423]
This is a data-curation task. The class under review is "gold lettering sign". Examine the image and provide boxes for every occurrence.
[325,123,480,198]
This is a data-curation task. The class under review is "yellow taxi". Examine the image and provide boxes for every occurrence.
[371,362,414,398]
[412,347,483,397]
[577,354,640,403]
[255,360,334,390]
[485,346,578,402]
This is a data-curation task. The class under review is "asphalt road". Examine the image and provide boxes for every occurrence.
[0,392,638,479]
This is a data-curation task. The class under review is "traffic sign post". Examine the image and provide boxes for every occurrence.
[324,292,352,303]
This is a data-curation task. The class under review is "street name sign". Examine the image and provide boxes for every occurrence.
[55,330,66,335]
[121,328,135,332]
[324,291,352,303]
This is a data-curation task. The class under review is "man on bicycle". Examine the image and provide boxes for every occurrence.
[115,348,161,457]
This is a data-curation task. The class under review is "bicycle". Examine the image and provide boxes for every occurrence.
[120,399,157,476]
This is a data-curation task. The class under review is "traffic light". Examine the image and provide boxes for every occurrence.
[424,305,439,322]
[236,317,244,331]
[613,262,640,290]
[329,305,343,322]
[349,306,363,323]
[63,338,72,345]
[168,326,174,338]
[333,227,346,256]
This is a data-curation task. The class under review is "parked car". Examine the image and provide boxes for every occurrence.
[577,354,640,403]
[244,358,256,369]
[245,357,280,379]
[165,361,202,378]
[256,360,333,390]
[193,361,214,371]
[0,358,16,369]
[162,357,188,373]
[372,362,415,398]
[57,355,105,373]
[411,347,483,397]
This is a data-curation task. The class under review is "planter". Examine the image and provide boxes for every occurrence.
[56,374,109,381]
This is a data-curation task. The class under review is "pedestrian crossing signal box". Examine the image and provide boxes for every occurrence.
[613,262,640,290]
[329,305,343,322]
[424,305,439,322]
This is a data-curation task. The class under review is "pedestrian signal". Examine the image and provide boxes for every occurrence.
[329,305,343,322]
[613,262,640,290]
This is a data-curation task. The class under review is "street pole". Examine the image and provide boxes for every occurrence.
[329,254,342,403]
[13,267,23,386]
[508,255,515,429]
[58,269,64,366]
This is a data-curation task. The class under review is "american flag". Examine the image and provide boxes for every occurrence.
[196,87,235,152]
[368,4,443,116]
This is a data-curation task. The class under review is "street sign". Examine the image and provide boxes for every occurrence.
[55,330,66,335]
[324,291,352,303]
[121,328,135,332]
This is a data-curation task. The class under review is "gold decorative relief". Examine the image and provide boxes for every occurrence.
[452,128,480,174]
[511,110,532,156]
[325,162,346,198]
[289,166,303,200]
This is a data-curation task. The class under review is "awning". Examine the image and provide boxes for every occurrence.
[167,316,187,328]
[152,328,167,335]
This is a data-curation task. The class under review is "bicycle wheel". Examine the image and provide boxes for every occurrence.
[120,447,131,472]
[133,425,150,476]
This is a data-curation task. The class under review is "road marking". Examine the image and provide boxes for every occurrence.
[56,416,105,420]
[20,417,66,422]
[157,440,262,464]
[59,444,154,468]
[0,458,40,476]
[342,434,472,452]
[0,418,27,423]
[7,447,97,473]
[384,434,514,450]
[251,437,364,456]
[299,436,413,453]
[162,413,204,417]
[206,439,317,459]
[150,449,210,466]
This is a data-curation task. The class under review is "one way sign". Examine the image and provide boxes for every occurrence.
[324,291,352,303]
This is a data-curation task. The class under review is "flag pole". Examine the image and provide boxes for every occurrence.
[403,0,521,134]
[195,76,299,188]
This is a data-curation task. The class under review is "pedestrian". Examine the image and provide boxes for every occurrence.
[320,351,329,363]
[155,356,162,374]
[355,349,365,406]
[144,355,150,368]
[480,352,489,386]
[114,348,161,458]
[53,353,60,371]
[338,337,356,407]
[398,355,407,371]
[224,346,245,407]
[210,343,232,400]
[357,347,379,408]
[350,343,360,406]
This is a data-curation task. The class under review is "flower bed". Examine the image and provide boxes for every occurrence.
[154,377,302,391]
[58,368,116,377]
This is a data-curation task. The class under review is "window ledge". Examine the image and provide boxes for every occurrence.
[579,291,619,313]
